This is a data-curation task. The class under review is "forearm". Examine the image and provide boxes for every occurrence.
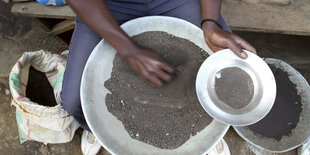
[67,0,137,56]
[200,0,222,26]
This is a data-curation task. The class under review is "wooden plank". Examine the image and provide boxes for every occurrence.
[221,1,310,36]
[13,0,31,2]
[12,1,310,36]
[11,2,76,19]
[48,19,75,35]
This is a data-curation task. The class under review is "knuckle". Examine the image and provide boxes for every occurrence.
[227,36,234,42]
[148,67,157,74]
[210,46,217,51]
[141,71,150,77]
[164,74,171,80]
[221,38,229,46]
[145,64,156,72]
[209,33,218,42]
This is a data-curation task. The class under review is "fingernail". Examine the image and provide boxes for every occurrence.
[241,52,247,58]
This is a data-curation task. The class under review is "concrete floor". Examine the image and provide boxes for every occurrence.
[0,1,310,155]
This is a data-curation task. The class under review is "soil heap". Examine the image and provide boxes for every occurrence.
[104,31,213,149]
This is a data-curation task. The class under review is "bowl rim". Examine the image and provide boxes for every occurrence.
[196,49,277,126]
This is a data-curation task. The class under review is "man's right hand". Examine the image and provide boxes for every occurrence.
[67,0,176,87]
[122,45,177,87]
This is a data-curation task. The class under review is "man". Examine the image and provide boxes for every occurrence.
[61,0,256,154]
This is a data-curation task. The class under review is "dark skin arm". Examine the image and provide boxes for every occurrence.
[67,0,177,87]
[200,0,256,58]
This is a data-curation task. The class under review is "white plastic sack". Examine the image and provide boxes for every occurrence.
[9,50,79,144]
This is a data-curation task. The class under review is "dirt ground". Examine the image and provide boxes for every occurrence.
[1,0,310,154]
[0,0,66,82]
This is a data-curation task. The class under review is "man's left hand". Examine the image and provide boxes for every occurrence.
[202,22,257,59]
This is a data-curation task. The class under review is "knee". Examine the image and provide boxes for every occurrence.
[60,91,83,117]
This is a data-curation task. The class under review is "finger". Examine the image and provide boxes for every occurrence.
[146,74,163,87]
[134,62,161,87]
[233,35,257,55]
[226,39,248,59]
[147,81,156,87]
[160,63,177,74]
[153,69,172,82]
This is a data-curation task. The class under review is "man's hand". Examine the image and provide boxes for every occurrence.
[202,21,257,59]
[67,0,177,87]
[122,45,177,87]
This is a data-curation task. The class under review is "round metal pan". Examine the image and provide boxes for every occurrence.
[80,16,229,155]
[196,49,276,126]
[234,58,310,153]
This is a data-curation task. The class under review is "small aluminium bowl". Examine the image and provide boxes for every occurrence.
[196,49,276,126]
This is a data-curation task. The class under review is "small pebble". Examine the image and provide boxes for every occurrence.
[136,133,139,137]
[5,89,10,95]
[166,133,169,136]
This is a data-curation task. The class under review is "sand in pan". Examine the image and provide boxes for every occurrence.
[104,31,213,149]
[215,67,254,109]
[247,64,302,141]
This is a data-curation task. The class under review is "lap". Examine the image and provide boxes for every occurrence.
[61,18,101,108]
[61,0,231,107]
[61,4,140,108]
[150,0,230,31]
[150,0,202,27]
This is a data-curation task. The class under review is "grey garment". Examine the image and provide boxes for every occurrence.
[60,0,231,132]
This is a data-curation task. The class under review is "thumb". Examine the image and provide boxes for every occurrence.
[226,39,248,59]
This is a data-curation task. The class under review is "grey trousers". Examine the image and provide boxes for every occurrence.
[61,0,231,132]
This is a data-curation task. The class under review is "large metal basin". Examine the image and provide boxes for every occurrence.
[80,16,229,155]
[234,58,310,153]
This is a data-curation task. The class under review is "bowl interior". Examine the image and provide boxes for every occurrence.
[207,59,263,115]
[196,49,276,126]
